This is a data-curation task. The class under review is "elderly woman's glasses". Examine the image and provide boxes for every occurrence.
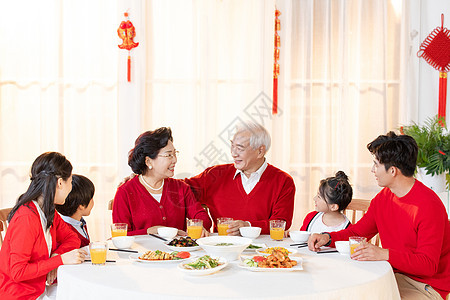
[158,150,179,159]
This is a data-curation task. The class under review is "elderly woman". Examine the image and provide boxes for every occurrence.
[113,127,211,236]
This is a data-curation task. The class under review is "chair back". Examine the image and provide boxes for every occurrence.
[344,199,380,246]
[0,208,13,247]
[108,199,113,211]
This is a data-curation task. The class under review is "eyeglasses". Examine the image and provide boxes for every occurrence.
[158,150,179,159]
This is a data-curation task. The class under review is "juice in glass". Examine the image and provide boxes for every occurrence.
[111,223,128,238]
[217,217,233,236]
[89,242,108,265]
[349,236,367,255]
[270,220,286,241]
[187,219,203,239]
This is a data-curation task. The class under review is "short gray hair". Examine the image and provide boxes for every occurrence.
[234,121,271,152]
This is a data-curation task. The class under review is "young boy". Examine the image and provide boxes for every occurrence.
[56,174,95,248]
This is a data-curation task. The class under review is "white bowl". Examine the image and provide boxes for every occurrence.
[112,236,135,249]
[157,227,178,240]
[239,226,261,239]
[289,231,311,243]
[335,241,350,255]
[196,236,252,261]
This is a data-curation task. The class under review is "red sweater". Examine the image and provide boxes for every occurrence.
[330,180,450,299]
[184,164,295,234]
[0,202,80,300]
[113,177,212,235]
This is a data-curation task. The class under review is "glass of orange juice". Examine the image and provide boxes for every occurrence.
[270,220,286,241]
[89,241,108,265]
[187,219,203,239]
[111,223,128,238]
[349,236,367,255]
[217,217,233,236]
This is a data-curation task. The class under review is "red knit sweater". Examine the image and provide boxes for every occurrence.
[184,163,295,234]
[0,202,80,300]
[113,177,212,235]
[330,180,450,299]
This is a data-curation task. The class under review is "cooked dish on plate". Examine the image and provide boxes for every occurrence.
[167,237,198,247]
[181,255,224,270]
[244,250,297,268]
[139,250,190,261]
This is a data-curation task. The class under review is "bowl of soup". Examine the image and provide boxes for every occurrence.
[196,236,252,261]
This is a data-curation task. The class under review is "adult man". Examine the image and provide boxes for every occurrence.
[308,132,450,299]
[184,121,295,235]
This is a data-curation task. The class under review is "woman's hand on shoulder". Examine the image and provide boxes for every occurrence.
[61,248,87,265]
[117,173,137,188]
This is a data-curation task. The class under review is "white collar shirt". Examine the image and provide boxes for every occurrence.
[233,159,268,194]
[60,215,89,239]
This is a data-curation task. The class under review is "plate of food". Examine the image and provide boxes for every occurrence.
[238,250,303,272]
[129,250,193,263]
[243,243,266,252]
[165,237,201,252]
[178,255,228,276]
[256,246,297,256]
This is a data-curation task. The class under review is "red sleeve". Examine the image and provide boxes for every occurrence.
[112,186,147,236]
[183,184,212,231]
[8,214,63,282]
[300,211,318,231]
[183,168,210,205]
[52,212,80,255]
[250,176,295,232]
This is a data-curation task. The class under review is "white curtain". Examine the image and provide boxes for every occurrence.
[1,0,420,240]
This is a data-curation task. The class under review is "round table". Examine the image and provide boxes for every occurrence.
[56,235,400,299]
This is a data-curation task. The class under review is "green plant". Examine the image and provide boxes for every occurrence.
[401,116,450,180]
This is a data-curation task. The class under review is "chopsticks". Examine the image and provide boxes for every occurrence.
[148,233,168,242]
[317,250,339,254]
[109,248,138,253]
[290,243,308,247]
[85,260,116,263]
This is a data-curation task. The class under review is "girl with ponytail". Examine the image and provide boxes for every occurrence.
[0,152,87,300]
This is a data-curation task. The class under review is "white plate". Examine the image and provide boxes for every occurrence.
[129,252,194,263]
[164,244,201,252]
[243,243,267,252]
[256,247,297,256]
[238,255,303,272]
[178,257,228,276]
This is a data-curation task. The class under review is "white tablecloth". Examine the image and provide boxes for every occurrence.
[56,235,400,300]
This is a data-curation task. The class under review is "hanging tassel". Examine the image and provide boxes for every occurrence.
[127,55,131,82]
[439,72,448,122]
[273,77,278,114]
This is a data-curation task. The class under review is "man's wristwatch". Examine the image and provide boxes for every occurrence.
[321,232,331,246]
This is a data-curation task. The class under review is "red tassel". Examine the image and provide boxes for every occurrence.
[439,72,447,123]
[127,55,131,82]
[273,77,278,114]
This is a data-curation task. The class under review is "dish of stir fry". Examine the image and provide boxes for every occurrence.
[139,250,190,261]
[182,255,223,270]
[244,250,298,268]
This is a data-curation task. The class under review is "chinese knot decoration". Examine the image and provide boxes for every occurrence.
[118,12,139,82]
[273,9,281,115]
[417,14,450,123]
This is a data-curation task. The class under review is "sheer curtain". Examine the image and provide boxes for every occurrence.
[0,0,119,241]
[274,0,405,229]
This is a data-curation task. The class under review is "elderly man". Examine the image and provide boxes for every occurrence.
[308,131,450,300]
[184,121,295,235]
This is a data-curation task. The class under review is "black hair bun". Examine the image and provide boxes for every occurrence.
[335,170,349,181]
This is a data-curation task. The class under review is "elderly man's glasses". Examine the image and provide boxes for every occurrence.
[158,150,179,159]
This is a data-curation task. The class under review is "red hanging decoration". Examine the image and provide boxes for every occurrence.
[118,12,139,82]
[273,9,281,115]
[417,14,450,123]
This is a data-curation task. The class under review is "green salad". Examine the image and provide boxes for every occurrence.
[183,255,222,270]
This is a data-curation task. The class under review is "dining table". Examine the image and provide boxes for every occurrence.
[56,234,401,299]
